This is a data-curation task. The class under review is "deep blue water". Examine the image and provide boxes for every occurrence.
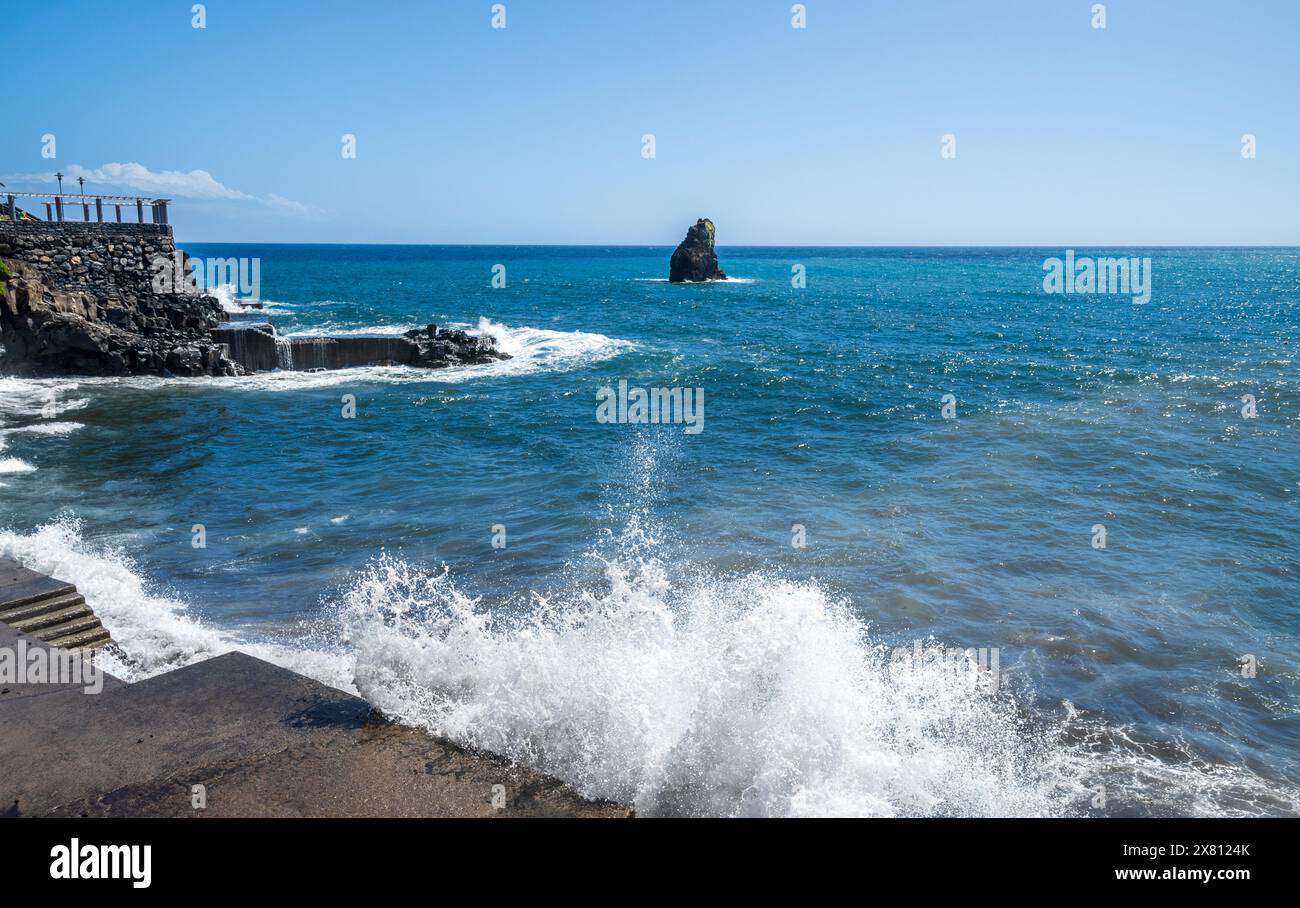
[2,244,1297,816]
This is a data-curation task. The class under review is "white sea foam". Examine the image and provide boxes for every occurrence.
[208,284,245,314]
[286,323,412,338]
[208,284,292,316]
[474,317,632,371]
[0,377,88,419]
[634,277,756,284]
[330,524,1083,818]
[0,381,89,467]
[2,421,85,436]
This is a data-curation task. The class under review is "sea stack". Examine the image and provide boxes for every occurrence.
[669,218,727,283]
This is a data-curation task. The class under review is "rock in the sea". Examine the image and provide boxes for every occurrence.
[669,218,727,283]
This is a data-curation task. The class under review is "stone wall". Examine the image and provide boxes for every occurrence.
[0,222,173,297]
[0,221,235,376]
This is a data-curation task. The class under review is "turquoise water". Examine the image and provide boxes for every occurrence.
[2,244,1297,816]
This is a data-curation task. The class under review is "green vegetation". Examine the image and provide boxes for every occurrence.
[0,259,11,299]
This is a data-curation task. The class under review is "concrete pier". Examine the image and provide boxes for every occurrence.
[0,561,629,818]
[210,324,422,372]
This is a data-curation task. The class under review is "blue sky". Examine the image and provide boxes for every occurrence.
[4,0,1297,244]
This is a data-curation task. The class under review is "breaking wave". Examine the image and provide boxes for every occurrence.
[0,513,1084,817]
[3,513,1295,816]
[331,536,1084,817]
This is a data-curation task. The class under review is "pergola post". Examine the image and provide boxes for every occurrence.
[6,195,14,222]
[95,198,104,222]
[55,197,64,221]
[115,204,122,223]
[136,199,144,223]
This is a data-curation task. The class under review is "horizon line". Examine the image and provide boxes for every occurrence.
[173,240,1300,249]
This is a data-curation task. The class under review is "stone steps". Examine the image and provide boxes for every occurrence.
[0,589,86,623]
[0,575,76,611]
[0,558,111,653]
[44,623,113,653]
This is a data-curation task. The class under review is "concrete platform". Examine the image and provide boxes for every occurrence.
[0,568,629,818]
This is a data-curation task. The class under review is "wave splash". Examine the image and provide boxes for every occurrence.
[0,515,1079,817]
[331,524,1080,817]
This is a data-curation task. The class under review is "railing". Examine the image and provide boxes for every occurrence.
[2,191,170,225]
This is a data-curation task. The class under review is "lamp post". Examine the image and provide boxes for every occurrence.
[53,172,64,221]
[77,176,88,220]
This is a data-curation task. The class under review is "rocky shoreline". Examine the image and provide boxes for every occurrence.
[0,221,508,377]
[0,223,236,376]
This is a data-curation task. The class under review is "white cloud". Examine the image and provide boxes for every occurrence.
[67,162,256,201]
[262,193,318,217]
[2,162,319,217]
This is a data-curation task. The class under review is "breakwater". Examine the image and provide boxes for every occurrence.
[210,323,420,372]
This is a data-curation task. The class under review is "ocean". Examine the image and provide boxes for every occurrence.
[1,244,1297,817]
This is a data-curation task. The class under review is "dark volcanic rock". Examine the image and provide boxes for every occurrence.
[669,218,727,283]
[403,324,510,368]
